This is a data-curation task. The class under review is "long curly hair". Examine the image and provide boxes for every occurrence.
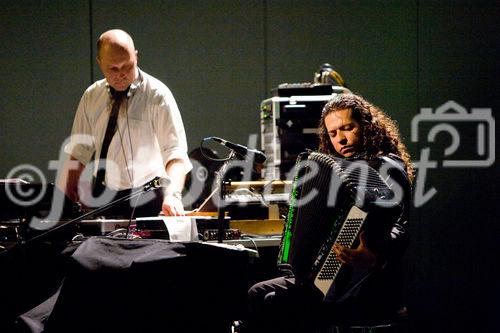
[318,93,414,182]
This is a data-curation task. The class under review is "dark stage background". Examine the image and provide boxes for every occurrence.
[0,1,498,332]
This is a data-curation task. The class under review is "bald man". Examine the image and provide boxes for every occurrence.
[62,29,191,217]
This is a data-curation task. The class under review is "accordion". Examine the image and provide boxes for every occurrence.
[278,151,397,297]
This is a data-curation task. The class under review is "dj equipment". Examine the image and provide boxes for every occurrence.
[278,151,397,297]
[77,216,284,239]
[224,180,291,220]
[78,218,133,235]
[203,228,241,241]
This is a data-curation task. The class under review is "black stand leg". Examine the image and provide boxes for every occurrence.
[216,151,236,243]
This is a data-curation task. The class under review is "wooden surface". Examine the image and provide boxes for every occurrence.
[229,219,284,236]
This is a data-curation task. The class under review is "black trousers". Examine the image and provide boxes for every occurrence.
[243,275,389,333]
[244,276,325,333]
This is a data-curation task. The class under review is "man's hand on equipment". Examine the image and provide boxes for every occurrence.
[162,194,185,216]
[332,231,377,269]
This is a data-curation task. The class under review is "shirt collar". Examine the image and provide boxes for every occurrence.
[130,67,143,91]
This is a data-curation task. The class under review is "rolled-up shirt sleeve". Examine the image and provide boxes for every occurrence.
[153,87,192,174]
[64,92,95,165]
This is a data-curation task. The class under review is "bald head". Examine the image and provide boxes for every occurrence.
[97,29,135,60]
[96,29,138,91]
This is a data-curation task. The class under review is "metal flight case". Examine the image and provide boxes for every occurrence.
[260,84,347,179]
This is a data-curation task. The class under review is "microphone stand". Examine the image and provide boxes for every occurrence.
[26,177,164,244]
[216,151,236,243]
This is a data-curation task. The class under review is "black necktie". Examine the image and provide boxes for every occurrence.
[93,88,129,196]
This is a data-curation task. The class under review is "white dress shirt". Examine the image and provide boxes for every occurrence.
[65,69,192,190]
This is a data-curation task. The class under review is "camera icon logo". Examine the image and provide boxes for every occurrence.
[411,100,495,207]
[412,100,495,167]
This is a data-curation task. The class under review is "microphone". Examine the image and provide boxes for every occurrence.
[211,137,267,164]
[143,176,171,192]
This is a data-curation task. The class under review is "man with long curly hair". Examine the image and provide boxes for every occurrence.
[318,93,414,180]
[240,93,413,333]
